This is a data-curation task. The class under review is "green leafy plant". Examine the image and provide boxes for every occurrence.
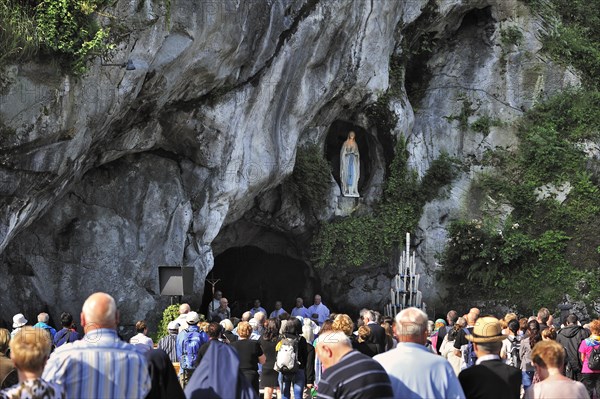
[471,115,502,135]
[524,0,600,89]
[365,92,399,136]
[439,88,600,312]
[156,304,180,340]
[0,0,39,66]
[500,26,524,47]
[0,0,114,74]
[445,94,475,131]
[35,0,113,74]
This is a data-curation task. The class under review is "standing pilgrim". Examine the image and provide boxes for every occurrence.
[307,295,330,326]
[340,131,360,197]
[458,317,522,399]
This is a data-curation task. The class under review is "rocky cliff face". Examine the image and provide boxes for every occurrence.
[0,0,579,328]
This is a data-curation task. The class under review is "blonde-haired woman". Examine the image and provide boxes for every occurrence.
[0,328,17,389]
[332,314,354,337]
[0,326,63,398]
[525,340,588,399]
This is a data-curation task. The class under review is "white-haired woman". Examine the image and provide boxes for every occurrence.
[220,319,237,343]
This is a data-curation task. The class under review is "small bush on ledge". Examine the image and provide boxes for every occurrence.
[0,0,114,74]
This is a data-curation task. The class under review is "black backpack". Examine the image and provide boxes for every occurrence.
[587,345,600,370]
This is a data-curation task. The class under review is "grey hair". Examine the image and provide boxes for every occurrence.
[395,307,428,337]
[361,309,376,322]
[220,319,233,332]
[38,313,49,323]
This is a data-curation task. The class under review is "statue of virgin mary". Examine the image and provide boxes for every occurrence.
[340,131,360,197]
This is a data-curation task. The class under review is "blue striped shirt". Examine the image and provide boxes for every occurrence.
[42,328,151,399]
[318,350,393,399]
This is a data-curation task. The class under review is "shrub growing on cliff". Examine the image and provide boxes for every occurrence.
[0,1,39,66]
[439,89,600,311]
[156,304,180,340]
[0,0,113,74]
[525,0,600,89]
[500,26,523,48]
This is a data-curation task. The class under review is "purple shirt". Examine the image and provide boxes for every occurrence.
[291,306,309,319]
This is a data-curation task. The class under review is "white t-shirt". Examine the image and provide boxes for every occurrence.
[129,333,154,352]
[501,335,520,366]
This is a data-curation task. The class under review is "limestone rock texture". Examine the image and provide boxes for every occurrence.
[0,0,580,327]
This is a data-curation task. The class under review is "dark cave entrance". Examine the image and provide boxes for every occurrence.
[201,246,317,318]
[326,120,371,194]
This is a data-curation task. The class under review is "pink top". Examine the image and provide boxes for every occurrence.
[578,337,600,374]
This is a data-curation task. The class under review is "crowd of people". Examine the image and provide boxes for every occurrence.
[1,292,600,399]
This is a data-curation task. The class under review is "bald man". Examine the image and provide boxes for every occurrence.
[43,292,151,398]
[175,303,191,333]
[316,330,393,398]
[374,307,465,399]
[291,297,309,319]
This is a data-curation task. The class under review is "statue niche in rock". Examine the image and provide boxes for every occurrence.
[340,131,360,197]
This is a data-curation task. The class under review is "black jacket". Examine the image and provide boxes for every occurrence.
[557,325,590,377]
[366,323,387,354]
[459,359,522,399]
[145,348,185,399]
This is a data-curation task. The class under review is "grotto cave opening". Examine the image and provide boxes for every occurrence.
[201,245,319,318]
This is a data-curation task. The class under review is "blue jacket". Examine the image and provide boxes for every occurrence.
[176,325,208,361]
[33,322,57,339]
[184,341,257,399]
[53,327,81,347]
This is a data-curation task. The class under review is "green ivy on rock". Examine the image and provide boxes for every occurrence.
[439,89,600,311]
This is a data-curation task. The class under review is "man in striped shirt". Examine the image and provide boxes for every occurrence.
[157,321,180,362]
[315,330,393,398]
[42,292,151,398]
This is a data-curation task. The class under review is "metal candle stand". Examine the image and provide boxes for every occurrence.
[385,232,426,317]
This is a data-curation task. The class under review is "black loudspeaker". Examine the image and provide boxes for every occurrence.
[158,266,194,296]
